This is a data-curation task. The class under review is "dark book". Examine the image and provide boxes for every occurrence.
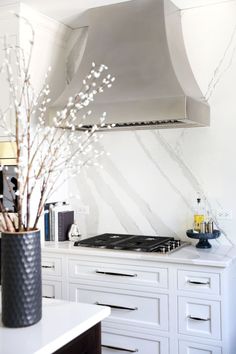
[44,202,69,241]
[44,211,50,241]
[44,202,57,241]
[58,211,74,242]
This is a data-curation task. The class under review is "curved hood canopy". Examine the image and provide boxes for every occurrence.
[53,0,210,130]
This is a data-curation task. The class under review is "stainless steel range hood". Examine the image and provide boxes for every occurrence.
[52,0,210,131]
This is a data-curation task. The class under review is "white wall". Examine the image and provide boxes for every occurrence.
[0,4,20,135]
[68,1,236,246]
[18,5,71,226]
[0,3,70,120]
[0,4,71,230]
[19,4,71,102]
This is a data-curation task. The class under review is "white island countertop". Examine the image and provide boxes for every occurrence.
[0,298,110,354]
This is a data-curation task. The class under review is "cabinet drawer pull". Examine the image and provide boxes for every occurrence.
[42,295,55,299]
[95,302,138,311]
[102,344,138,352]
[95,270,137,277]
[188,315,210,321]
[187,280,210,285]
[42,265,55,269]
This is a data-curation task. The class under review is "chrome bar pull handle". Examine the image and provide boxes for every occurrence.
[95,302,138,311]
[42,295,55,299]
[187,280,210,285]
[102,344,138,352]
[95,270,137,277]
[188,315,210,321]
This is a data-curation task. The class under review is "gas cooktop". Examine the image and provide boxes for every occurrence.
[74,233,188,254]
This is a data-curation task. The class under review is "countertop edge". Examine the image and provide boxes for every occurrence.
[36,305,110,354]
[41,242,236,268]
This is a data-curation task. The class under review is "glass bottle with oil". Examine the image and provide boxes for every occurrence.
[193,198,205,232]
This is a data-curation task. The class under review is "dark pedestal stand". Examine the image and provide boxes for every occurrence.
[186,229,221,249]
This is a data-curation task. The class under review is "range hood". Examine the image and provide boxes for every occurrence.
[52,0,210,131]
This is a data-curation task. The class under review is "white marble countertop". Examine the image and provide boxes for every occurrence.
[42,241,236,268]
[0,298,110,354]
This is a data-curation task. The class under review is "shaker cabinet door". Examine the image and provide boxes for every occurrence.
[42,280,63,299]
[178,297,221,340]
[69,283,168,331]
[179,340,222,354]
[41,256,62,277]
[102,332,169,354]
[177,270,220,295]
[68,258,168,290]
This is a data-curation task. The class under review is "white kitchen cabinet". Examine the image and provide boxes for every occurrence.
[178,296,221,340]
[42,256,62,277]
[177,269,220,295]
[42,243,236,354]
[179,340,222,354]
[42,280,63,299]
[69,283,169,331]
[41,253,67,300]
[68,258,168,290]
[102,331,169,354]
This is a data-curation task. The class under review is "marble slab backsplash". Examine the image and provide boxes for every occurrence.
[67,1,236,245]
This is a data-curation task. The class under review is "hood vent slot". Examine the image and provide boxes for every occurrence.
[62,119,187,132]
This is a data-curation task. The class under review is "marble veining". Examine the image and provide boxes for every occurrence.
[153,130,232,245]
[73,153,176,236]
[204,22,236,101]
[134,131,193,212]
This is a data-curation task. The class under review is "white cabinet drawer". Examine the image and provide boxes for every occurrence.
[69,284,168,331]
[178,297,221,340]
[68,259,168,289]
[102,332,169,354]
[42,280,62,299]
[41,256,62,277]
[178,270,220,295]
[179,340,222,354]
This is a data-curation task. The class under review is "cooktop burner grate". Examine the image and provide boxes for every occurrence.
[74,233,188,254]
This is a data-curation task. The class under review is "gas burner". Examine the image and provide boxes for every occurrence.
[74,233,189,254]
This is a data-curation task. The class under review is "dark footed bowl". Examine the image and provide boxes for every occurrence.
[186,229,220,249]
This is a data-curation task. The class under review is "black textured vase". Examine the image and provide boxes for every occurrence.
[1,229,42,327]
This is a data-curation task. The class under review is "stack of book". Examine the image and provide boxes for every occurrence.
[44,202,74,242]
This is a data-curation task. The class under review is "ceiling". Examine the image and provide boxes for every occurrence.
[0,0,233,28]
